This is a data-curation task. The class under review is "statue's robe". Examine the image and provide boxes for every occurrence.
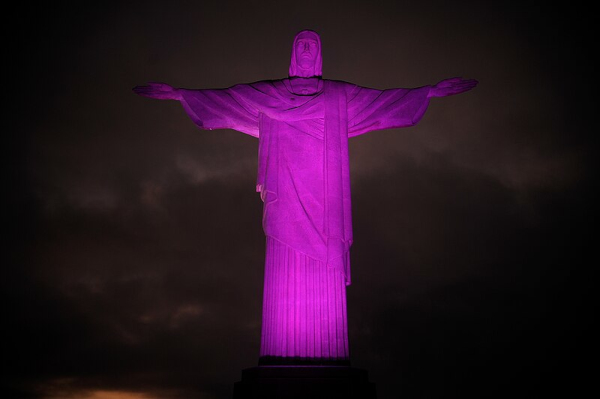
[179,79,430,363]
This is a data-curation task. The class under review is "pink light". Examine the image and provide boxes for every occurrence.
[260,237,348,362]
[133,30,477,365]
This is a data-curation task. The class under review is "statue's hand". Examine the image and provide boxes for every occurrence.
[133,82,181,100]
[429,77,478,98]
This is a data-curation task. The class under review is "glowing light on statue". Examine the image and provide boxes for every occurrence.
[133,30,477,366]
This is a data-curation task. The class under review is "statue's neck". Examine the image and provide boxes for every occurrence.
[287,77,322,95]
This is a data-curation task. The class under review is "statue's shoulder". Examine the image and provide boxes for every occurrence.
[244,79,288,92]
[240,78,358,96]
[323,79,359,95]
[325,79,356,87]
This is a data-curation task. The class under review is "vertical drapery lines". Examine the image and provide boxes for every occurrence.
[260,237,349,362]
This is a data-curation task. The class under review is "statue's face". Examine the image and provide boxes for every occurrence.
[294,31,319,74]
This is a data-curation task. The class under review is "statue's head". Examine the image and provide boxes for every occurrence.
[289,30,322,78]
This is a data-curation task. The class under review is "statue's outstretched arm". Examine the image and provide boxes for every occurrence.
[134,82,260,136]
[133,82,182,100]
[428,77,478,98]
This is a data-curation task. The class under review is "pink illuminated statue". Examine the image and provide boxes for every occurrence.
[134,30,477,366]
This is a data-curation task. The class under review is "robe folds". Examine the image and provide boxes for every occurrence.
[179,79,430,361]
[180,79,430,284]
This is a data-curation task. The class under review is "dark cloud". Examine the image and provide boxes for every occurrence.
[5,1,594,398]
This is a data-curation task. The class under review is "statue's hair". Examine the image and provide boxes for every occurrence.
[289,30,322,77]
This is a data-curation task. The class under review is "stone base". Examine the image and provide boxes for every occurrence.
[233,366,377,399]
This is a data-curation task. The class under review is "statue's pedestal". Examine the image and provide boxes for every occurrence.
[233,366,376,398]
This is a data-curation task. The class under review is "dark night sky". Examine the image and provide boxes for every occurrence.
[5,1,596,398]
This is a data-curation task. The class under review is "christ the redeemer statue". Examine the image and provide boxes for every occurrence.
[134,30,477,366]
